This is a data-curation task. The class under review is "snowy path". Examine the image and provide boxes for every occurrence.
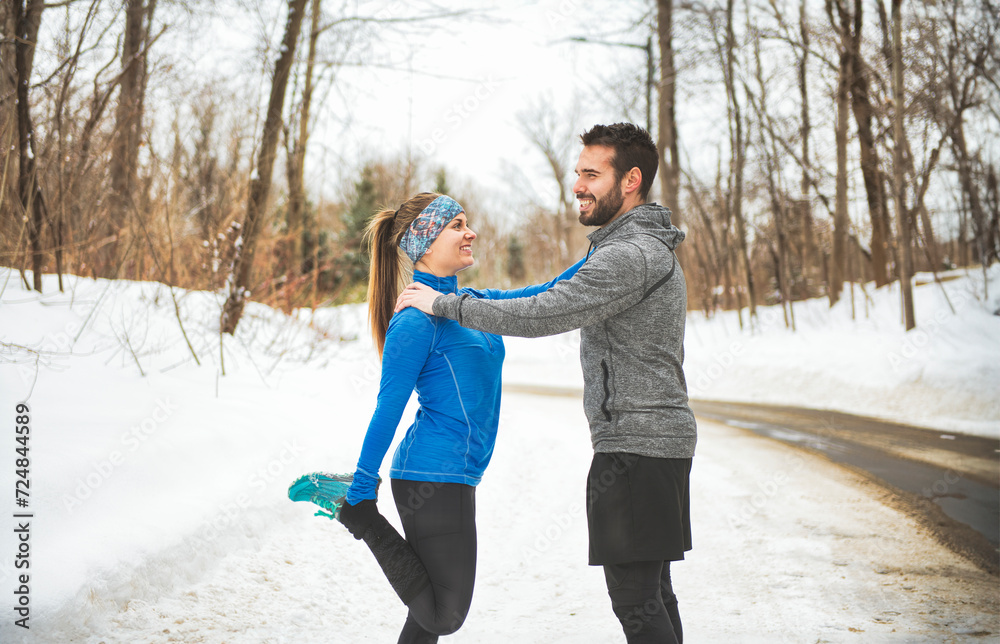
[13,395,997,644]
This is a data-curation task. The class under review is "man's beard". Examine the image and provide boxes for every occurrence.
[579,182,624,227]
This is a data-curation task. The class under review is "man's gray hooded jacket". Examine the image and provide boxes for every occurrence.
[433,203,697,459]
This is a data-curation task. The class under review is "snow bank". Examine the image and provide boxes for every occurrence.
[0,272,377,636]
[683,267,1000,437]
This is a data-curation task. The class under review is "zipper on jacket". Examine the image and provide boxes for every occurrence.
[600,359,612,421]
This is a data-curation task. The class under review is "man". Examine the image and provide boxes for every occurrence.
[397,123,696,643]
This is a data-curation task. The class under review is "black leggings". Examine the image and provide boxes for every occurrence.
[384,479,477,643]
[604,560,682,644]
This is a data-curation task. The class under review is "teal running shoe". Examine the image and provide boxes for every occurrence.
[287,472,355,520]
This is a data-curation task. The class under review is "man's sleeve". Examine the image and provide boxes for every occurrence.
[433,241,649,338]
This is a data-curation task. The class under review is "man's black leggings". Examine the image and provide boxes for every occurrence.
[604,560,682,644]
[388,479,477,643]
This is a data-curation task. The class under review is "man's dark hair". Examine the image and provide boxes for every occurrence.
[580,123,658,201]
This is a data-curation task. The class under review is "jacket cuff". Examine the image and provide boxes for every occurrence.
[346,470,380,505]
[432,293,461,320]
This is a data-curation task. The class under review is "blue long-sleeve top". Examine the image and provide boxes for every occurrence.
[346,260,585,504]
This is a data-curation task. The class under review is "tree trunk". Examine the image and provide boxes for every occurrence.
[829,3,852,306]
[840,0,893,287]
[754,30,794,330]
[713,165,736,313]
[14,0,45,292]
[910,141,942,271]
[657,0,680,215]
[221,0,309,335]
[286,0,322,279]
[951,121,990,266]
[685,174,723,312]
[107,0,155,274]
[797,0,818,296]
[957,194,969,267]
[987,166,1000,268]
[0,3,18,232]
[726,0,755,322]
[891,0,914,329]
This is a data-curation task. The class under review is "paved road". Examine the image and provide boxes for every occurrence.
[690,400,999,574]
[502,384,1000,575]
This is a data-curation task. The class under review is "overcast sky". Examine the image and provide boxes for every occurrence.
[318,0,659,216]
[192,0,655,214]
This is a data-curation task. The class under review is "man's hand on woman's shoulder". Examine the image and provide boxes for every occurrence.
[395,282,443,314]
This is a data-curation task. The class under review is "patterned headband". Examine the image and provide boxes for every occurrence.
[399,195,465,263]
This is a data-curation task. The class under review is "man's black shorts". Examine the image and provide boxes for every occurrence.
[586,452,692,565]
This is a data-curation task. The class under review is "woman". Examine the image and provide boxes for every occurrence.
[289,192,582,642]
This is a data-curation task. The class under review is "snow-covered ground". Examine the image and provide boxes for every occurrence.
[0,265,997,643]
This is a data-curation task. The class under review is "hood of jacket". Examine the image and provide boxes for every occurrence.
[587,202,685,250]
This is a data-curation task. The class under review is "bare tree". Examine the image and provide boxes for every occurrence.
[54,2,155,281]
[750,26,795,329]
[683,169,725,314]
[13,0,45,292]
[516,96,583,266]
[106,0,157,272]
[870,2,933,277]
[828,0,894,291]
[891,0,914,329]
[721,0,756,324]
[657,0,681,215]
[284,0,323,281]
[934,0,998,271]
[795,0,820,297]
[829,0,852,305]
[46,0,105,291]
[761,0,837,303]
[1,3,18,235]
[221,0,310,335]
